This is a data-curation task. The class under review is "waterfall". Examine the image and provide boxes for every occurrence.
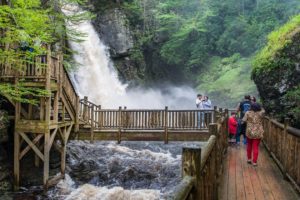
[64,5,198,109]
[63,6,127,107]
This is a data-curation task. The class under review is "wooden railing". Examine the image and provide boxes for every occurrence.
[79,98,217,131]
[0,55,60,80]
[60,65,78,116]
[262,117,300,193]
[167,110,228,199]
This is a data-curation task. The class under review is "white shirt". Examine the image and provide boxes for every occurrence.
[196,98,204,109]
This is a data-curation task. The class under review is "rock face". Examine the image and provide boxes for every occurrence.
[91,5,146,84]
[252,28,300,127]
[93,9,133,58]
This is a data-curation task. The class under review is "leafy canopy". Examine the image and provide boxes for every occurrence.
[0,0,91,104]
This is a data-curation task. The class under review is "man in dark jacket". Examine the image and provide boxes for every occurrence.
[236,95,252,145]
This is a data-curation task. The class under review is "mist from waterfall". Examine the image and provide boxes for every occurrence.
[64,6,198,109]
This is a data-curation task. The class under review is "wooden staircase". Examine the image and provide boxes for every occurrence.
[0,49,79,189]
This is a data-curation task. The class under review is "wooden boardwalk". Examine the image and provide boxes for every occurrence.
[219,144,299,200]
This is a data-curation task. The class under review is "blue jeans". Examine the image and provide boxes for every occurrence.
[197,112,205,128]
[236,119,247,144]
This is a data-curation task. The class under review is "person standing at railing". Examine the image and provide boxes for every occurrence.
[203,96,212,127]
[196,94,204,127]
[242,103,265,166]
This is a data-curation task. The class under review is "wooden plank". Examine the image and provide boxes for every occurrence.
[259,146,299,200]
[227,147,236,200]
[236,146,246,200]
[242,148,255,200]
[255,147,275,200]
[249,167,265,200]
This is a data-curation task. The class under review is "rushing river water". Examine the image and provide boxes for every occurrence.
[45,141,206,200]
[0,141,206,200]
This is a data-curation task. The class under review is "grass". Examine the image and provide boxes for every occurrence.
[196,56,258,108]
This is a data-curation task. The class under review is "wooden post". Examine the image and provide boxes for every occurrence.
[62,104,65,122]
[224,109,229,150]
[118,106,122,144]
[164,106,168,144]
[182,147,201,199]
[75,95,80,133]
[213,106,217,123]
[53,91,59,122]
[283,118,290,180]
[90,105,94,143]
[61,127,66,177]
[267,115,273,157]
[43,130,50,189]
[14,72,21,190]
[43,46,52,190]
[83,96,88,121]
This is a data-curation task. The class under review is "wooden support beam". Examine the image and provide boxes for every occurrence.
[13,130,20,191]
[14,97,21,191]
[43,130,50,189]
[19,132,44,161]
[19,134,43,160]
[49,128,58,150]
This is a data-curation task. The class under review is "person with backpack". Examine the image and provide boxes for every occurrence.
[236,95,252,145]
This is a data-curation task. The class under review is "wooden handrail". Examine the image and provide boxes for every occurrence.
[262,117,300,193]
[167,110,228,200]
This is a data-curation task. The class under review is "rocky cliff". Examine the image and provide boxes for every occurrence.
[88,0,185,86]
[252,16,300,127]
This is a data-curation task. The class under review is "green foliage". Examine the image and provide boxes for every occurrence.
[121,0,300,82]
[0,0,92,103]
[118,0,300,107]
[196,56,258,107]
[253,14,300,73]
[283,87,300,128]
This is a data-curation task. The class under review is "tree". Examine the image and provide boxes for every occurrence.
[0,0,92,104]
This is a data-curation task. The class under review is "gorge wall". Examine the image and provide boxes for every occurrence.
[88,0,186,86]
[252,16,300,127]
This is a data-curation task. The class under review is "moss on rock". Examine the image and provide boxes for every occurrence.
[252,15,300,127]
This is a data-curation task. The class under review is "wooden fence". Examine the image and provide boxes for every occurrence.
[166,110,228,200]
[262,117,300,193]
[79,97,216,131]
[0,55,60,80]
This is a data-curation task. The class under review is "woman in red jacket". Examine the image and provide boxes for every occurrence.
[228,112,238,144]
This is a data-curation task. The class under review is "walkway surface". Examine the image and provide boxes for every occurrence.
[219,143,299,200]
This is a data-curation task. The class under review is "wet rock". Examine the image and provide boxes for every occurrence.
[92,8,133,58]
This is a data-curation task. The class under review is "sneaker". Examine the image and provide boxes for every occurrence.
[252,162,257,167]
[247,160,252,164]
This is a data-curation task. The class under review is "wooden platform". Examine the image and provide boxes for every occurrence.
[219,144,299,200]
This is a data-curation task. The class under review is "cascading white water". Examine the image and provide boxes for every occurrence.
[63,5,199,109]
[63,6,127,107]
